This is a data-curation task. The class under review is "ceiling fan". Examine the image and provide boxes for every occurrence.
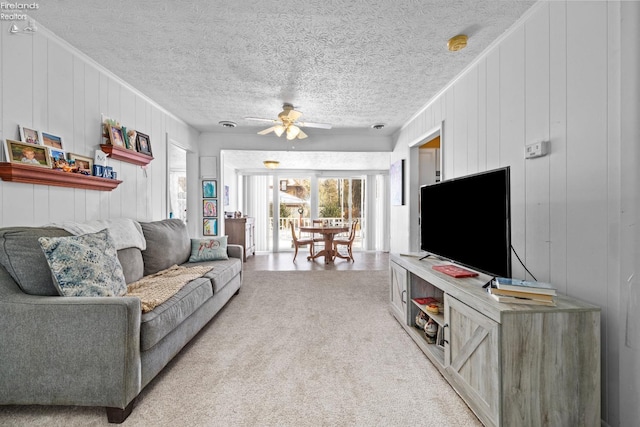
[245,103,332,140]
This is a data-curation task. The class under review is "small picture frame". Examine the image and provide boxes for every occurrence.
[41,131,64,150]
[203,218,218,236]
[107,124,126,147]
[136,131,152,156]
[126,129,137,151]
[69,153,94,175]
[18,125,42,145]
[202,180,217,198]
[48,148,67,170]
[4,139,51,168]
[203,199,218,217]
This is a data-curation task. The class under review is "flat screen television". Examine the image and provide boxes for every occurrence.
[420,167,511,278]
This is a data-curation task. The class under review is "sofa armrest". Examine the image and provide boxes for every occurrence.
[227,243,243,260]
[0,290,142,409]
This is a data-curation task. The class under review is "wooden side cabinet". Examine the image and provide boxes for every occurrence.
[389,253,601,427]
[225,217,255,261]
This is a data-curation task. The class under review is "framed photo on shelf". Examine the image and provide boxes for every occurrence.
[18,125,42,145]
[125,129,137,151]
[69,153,94,175]
[49,148,67,170]
[4,139,52,168]
[41,131,64,150]
[202,180,217,198]
[107,124,126,147]
[203,218,218,236]
[203,199,218,217]
[136,131,152,156]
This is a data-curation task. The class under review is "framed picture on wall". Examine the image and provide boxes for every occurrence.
[202,180,217,198]
[224,185,230,206]
[4,139,52,168]
[203,218,218,236]
[203,199,218,217]
[390,159,405,206]
[18,125,42,145]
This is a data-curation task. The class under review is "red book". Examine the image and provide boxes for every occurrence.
[432,264,479,278]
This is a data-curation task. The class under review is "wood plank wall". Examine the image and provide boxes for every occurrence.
[0,21,199,228]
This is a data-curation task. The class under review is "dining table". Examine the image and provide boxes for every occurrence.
[299,225,349,264]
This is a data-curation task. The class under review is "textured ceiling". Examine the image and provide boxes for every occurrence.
[33,0,536,138]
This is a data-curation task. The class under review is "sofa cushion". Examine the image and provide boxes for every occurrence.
[39,229,127,297]
[140,219,191,276]
[117,247,144,284]
[0,227,71,295]
[139,276,213,351]
[187,258,242,293]
[188,236,229,262]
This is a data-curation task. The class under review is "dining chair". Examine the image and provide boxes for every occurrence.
[290,221,314,262]
[311,218,325,248]
[333,219,358,262]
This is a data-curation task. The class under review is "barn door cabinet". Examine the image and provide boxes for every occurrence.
[389,253,601,427]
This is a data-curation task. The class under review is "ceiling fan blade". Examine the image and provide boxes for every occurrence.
[297,121,332,129]
[297,129,308,140]
[245,117,278,123]
[257,126,277,135]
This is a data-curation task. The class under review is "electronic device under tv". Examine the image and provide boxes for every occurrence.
[419,166,511,278]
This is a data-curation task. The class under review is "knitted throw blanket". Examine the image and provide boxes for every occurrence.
[127,265,213,313]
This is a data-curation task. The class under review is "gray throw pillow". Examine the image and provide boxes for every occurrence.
[140,219,191,275]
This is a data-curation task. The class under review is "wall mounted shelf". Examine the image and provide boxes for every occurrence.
[100,144,153,166]
[0,163,121,191]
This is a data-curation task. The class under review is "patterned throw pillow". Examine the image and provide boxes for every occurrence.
[188,236,229,262]
[38,229,127,297]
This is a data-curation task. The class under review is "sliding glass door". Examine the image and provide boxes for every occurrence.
[317,177,365,250]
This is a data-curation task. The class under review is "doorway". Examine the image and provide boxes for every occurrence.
[168,143,187,222]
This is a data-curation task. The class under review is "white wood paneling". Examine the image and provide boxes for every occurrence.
[485,49,500,171]
[33,32,48,131]
[0,22,3,225]
[477,59,487,172]
[499,25,526,279]
[466,68,479,175]
[524,3,551,282]
[548,0,568,296]
[565,1,608,304]
[0,22,198,228]
[453,79,468,176]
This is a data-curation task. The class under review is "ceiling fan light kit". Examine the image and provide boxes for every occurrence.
[246,103,331,140]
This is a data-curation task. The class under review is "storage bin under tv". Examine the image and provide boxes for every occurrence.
[389,253,600,427]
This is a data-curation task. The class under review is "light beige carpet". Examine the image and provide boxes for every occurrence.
[0,270,482,426]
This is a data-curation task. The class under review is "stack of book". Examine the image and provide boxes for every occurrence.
[488,277,557,306]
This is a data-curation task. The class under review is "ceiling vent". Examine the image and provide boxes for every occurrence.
[218,121,237,128]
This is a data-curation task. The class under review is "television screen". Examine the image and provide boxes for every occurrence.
[420,167,511,278]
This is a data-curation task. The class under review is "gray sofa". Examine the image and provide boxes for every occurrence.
[0,218,243,423]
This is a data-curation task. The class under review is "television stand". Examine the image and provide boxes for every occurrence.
[389,253,600,427]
